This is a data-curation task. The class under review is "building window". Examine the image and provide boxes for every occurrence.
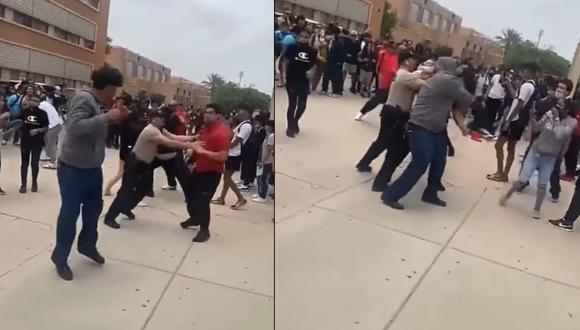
[32,74,45,84]
[466,41,470,48]
[408,3,420,22]
[84,39,95,50]
[442,19,449,32]
[450,22,456,33]
[13,11,33,28]
[432,14,440,29]
[422,9,431,25]
[0,5,5,18]
[10,70,21,80]
[54,27,67,39]
[66,33,80,44]
[87,0,100,9]
[138,65,145,78]
[176,88,180,95]
[125,61,133,77]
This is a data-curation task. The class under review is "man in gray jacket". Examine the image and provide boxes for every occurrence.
[51,65,128,281]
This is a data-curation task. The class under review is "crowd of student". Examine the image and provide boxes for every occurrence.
[276,13,580,233]
[1,66,274,281]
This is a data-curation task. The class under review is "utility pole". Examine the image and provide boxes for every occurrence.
[536,29,544,48]
[238,71,244,87]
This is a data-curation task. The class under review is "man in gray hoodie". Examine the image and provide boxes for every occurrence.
[500,98,577,219]
[51,65,128,281]
[382,57,473,210]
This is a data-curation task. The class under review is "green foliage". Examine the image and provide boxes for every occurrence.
[202,73,226,95]
[495,28,522,54]
[380,2,397,40]
[505,40,570,76]
[212,83,270,113]
[150,93,165,105]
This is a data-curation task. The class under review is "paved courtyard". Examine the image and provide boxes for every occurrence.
[275,88,580,330]
[0,146,273,330]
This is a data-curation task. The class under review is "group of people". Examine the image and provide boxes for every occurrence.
[0,65,274,281]
[0,82,65,194]
[277,14,580,233]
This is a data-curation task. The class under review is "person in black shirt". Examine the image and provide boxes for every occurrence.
[284,28,317,138]
[358,42,376,98]
[19,94,49,193]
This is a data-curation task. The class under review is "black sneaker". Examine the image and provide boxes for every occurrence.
[547,219,573,232]
[356,165,372,173]
[383,200,405,210]
[180,218,200,229]
[422,196,447,207]
[371,183,387,192]
[0,187,5,195]
[436,184,446,192]
[122,211,135,220]
[286,129,295,138]
[78,250,105,264]
[55,263,73,281]
[19,185,26,194]
[193,229,210,243]
[31,183,38,193]
[448,147,455,157]
[146,190,155,198]
[104,218,121,229]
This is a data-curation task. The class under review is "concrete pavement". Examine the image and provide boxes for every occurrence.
[275,87,580,330]
[0,146,273,330]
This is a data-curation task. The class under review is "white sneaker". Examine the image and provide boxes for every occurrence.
[138,201,148,207]
[252,197,267,203]
[532,210,541,220]
[550,196,559,203]
[354,112,364,121]
[161,185,177,191]
[252,194,259,198]
[42,163,57,169]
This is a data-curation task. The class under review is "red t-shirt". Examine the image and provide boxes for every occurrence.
[194,121,231,173]
[378,51,398,90]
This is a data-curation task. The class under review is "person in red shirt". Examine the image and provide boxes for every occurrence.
[355,41,398,121]
[180,103,231,243]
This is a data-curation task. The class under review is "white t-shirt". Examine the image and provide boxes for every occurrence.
[475,75,486,97]
[507,81,536,122]
[488,74,506,99]
[38,101,63,129]
[228,121,253,157]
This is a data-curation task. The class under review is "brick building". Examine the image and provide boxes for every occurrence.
[569,41,580,98]
[106,46,211,109]
[0,0,109,89]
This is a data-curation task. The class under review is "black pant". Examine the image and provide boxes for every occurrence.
[360,89,389,115]
[321,62,343,95]
[185,171,222,230]
[20,145,42,186]
[484,98,503,133]
[106,124,121,149]
[241,148,259,185]
[445,129,454,154]
[564,135,580,176]
[357,106,391,168]
[372,108,410,189]
[151,152,188,190]
[286,83,309,131]
[562,175,580,226]
[105,155,152,221]
[550,158,562,199]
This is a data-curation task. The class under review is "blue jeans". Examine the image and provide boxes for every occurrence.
[258,163,273,199]
[51,162,103,266]
[382,124,447,203]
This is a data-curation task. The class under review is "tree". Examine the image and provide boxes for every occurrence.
[238,71,245,87]
[202,73,226,95]
[380,2,397,40]
[212,83,270,113]
[150,93,166,105]
[495,28,522,55]
[504,40,570,76]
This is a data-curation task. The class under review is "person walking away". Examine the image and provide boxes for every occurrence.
[310,33,327,92]
[483,68,506,136]
[103,110,196,229]
[213,106,253,210]
[321,25,345,97]
[253,119,275,203]
[358,42,376,98]
[284,28,317,137]
[4,85,26,145]
[486,62,540,183]
[355,42,398,121]
[181,104,231,242]
[51,65,128,281]
[342,30,359,94]
[39,97,63,169]
[19,95,49,193]
[241,114,267,190]
[382,57,474,210]
[500,98,577,219]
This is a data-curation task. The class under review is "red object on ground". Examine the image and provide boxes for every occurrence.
[470,131,482,142]
[560,175,575,182]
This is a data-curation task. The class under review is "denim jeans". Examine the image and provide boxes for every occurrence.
[382,123,447,203]
[258,163,273,199]
[51,162,103,266]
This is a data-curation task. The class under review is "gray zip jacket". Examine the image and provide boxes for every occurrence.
[58,91,108,169]
[532,112,577,157]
